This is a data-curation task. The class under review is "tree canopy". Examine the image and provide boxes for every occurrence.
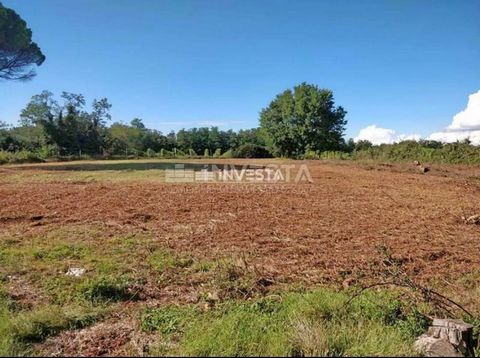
[260,83,347,157]
[2,90,269,158]
[0,2,45,81]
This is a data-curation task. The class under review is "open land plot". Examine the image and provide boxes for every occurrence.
[1,159,479,356]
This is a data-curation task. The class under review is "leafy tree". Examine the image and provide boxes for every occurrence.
[131,117,145,130]
[235,144,272,158]
[19,91,111,155]
[260,83,347,157]
[20,90,59,126]
[354,139,373,151]
[0,2,45,80]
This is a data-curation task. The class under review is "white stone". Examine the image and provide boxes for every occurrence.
[66,267,86,277]
[414,335,463,357]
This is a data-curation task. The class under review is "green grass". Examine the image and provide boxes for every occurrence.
[0,215,478,355]
[0,285,104,356]
[146,289,427,357]
[77,275,133,303]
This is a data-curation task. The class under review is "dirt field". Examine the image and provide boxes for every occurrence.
[1,159,480,355]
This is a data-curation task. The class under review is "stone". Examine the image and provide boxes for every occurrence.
[66,267,86,277]
[463,215,480,225]
[414,334,463,357]
[414,319,475,357]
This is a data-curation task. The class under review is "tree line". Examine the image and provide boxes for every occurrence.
[0,83,352,161]
[0,90,271,160]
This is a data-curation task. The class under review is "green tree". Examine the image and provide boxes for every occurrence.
[20,91,111,155]
[355,140,373,151]
[20,90,59,126]
[0,2,45,80]
[260,83,347,157]
[130,118,145,130]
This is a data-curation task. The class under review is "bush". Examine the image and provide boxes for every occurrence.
[234,144,272,158]
[303,150,320,160]
[213,148,222,158]
[0,150,44,165]
[187,149,198,157]
[352,140,480,165]
[221,149,234,158]
[159,148,174,158]
[146,148,156,157]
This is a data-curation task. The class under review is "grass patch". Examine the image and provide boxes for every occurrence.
[33,243,90,260]
[149,288,427,356]
[77,275,133,304]
[141,305,200,334]
[0,285,103,356]
[148,249,194,271]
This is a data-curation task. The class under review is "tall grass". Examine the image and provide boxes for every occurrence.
[147,288,426,356]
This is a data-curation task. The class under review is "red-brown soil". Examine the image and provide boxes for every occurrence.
[2,160,480,285]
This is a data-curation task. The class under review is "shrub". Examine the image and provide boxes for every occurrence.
[213,148,222,158]
[221,149,234,158]
[303,150,320,160]
[0,150,44,165]
[187,149,197,157]
[159,148,174,158]
[234,144,272,158]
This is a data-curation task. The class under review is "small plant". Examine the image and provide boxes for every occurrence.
[77,276,131,303]
[208,258,268,300]
[141,305,199,334]
[148,249,194,271]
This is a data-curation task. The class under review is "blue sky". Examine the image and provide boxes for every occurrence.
[0,0,479,140]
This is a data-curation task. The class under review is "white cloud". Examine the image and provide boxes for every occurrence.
[355,90,480,145]
[428,90,480,144]
[447,91,480,130]
[354,125,420,145]
[428,130,480,144]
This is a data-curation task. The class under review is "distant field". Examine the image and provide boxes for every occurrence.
[1,159,479,356]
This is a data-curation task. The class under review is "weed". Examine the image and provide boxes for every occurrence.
[148,249,194,271]
[141,305,199,334]
[77,276,132,303]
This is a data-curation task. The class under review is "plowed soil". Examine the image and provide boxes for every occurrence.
[2,159,480,284]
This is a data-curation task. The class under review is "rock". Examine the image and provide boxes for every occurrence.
[414,334,464,357]
[463,215,480,225]
[414,319,475,357]
[206,292,219,302]
[66,268,86,277]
